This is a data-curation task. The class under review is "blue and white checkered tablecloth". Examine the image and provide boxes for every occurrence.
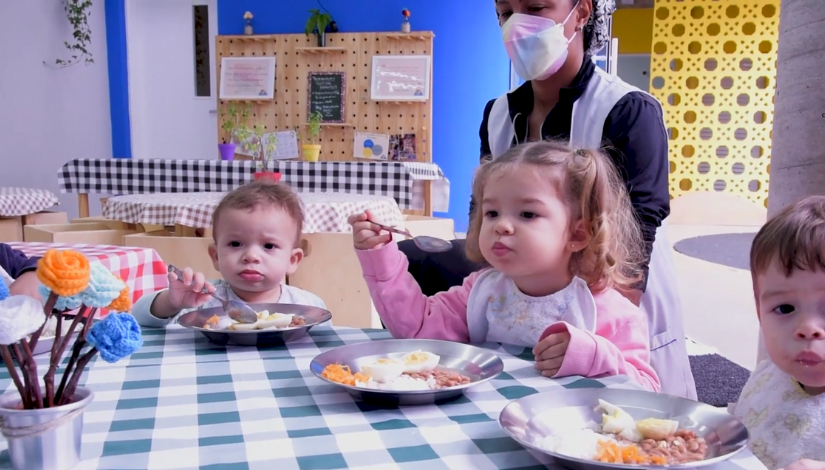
[0,327,765,470]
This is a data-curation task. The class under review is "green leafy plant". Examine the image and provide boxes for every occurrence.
[221,103,251,144]
[52,0,94,67]
[307,111,323,144]
[241,123,279,170]
[305,9,333,46]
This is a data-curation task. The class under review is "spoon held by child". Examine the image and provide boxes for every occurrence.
[368,221,453,253]
[167,265,259,324]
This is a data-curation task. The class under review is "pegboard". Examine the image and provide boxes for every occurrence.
[215,32,434,163]
[649,0,779,208]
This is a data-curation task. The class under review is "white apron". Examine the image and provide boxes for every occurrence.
[486,66,697,399]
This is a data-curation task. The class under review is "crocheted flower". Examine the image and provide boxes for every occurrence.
[36,250,90,297]
[80,262,126,308]
[38,284,83,312]
[106,275,132,312]
[86,313,143,363]
[0,295,46,345]
[0,279,8,302]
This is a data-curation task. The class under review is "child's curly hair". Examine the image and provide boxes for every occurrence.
[465,140,645,292]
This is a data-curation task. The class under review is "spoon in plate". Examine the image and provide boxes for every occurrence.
[167,265,259,324]
[369,221,454,253]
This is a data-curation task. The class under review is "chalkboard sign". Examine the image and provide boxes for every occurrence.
[307,72,346,123]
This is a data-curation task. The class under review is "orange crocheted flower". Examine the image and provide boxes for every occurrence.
[36,250,91,297]
[107,275,132,312]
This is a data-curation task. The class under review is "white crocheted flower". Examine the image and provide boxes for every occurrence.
[0,295,46,345]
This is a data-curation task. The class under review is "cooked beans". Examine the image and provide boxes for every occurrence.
[289,316,306,327]
[405,369,472,388]
[637,430,708,464]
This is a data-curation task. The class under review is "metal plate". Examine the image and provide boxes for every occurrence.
[178,303,332,347]
[310,339,504,406]
[499,388,749,470]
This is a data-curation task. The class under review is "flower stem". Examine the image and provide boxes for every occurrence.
[0,346,27,408]
[11,344,32,407]
[60,347,97,406]
[55,308,95,405]
[19,339,42,408]
[29,292,58,351]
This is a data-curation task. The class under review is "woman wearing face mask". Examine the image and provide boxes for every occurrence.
[398,0,696,400]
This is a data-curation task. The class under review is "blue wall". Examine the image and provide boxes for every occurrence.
[105,0,132,158]
[217,0,510,232]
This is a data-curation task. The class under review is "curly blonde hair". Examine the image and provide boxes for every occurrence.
[465,140,644,292]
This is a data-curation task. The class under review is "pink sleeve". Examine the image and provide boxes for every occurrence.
[541,289,660,392]
[355,242,478,342]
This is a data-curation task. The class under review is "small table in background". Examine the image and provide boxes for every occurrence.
[0,188,59,217]
[8,242,168,314]
[102,192,405,236]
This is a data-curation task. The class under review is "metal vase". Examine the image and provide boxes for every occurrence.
[0,386,94,470]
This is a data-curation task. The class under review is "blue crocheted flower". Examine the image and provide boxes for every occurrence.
[80,262,126,308]
[86,313,143,363]
[38,284,83,311]
[0,280,8,302]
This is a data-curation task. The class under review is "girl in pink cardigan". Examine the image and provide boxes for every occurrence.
[348,141,660,391]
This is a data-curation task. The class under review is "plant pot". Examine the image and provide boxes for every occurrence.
[244,24,253,35]
[401,20,411,33]
[316,31,325,47]
[218,143,236,161]
[254,171,282,182]
[302,144,321,162]
[0,386,94,470]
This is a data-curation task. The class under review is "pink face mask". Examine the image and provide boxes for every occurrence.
[502,5,579,81]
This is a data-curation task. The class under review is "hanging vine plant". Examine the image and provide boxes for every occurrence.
[52,0,94,67]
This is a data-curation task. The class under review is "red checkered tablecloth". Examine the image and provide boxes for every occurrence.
[102,192,405,233]
[8,242,169,315]
[0,188,60,216]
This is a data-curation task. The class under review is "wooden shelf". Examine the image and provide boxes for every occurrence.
[383,32,434,41]
[220,99,272,104]
[230,35,269,42]
[295,47,348,53]
[300,122,355,127]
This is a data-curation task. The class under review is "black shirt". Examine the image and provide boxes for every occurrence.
[477,58,671,292]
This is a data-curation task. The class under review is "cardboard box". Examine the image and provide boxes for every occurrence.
[23,223,137,245]
[289,233,380,328]
[124,230,221,280]
[70,216,133,231]
[23,211,69,226]
[0,218,23,242]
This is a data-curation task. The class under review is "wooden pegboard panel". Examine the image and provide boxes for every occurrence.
[215,32,434,162]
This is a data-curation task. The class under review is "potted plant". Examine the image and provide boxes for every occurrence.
[401,9,411,33]
[219,102,251,161]
[303,111,323,162]
[244,11,254,35]
[243,124,282,182]
[305,9,333,47]
[0,250,142,470]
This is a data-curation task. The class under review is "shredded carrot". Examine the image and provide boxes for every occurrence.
[595,440,668,465]
[205,315,220,326]
[320,364,370,386]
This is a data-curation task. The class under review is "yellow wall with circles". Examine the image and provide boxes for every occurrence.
[649,0,779,208]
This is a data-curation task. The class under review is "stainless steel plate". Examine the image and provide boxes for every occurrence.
[178,303,332,347]
[310,339,504,406]
[499,388,749,470]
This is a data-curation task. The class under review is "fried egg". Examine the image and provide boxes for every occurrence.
[360,358,405,383]
[256,313,293,329]
[400,350,440,373]
[597,399,642,442]
[635,418,679,440]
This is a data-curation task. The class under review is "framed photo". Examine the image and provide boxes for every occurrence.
[219,57,276,100]
[370,55,431,101]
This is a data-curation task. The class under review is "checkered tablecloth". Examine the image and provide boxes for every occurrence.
[8,242,168,314]
[102,192,404,233]
[0,187,59,216]
[0,327,764,470]
[58,159,449,210]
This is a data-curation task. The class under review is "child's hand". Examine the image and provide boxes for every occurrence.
[533,331,571,377]
[9,271,43,302]
[780,460,825,470]
[348,210,392,250]
[166,267,215,310]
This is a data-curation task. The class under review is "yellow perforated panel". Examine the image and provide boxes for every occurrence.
[649,0,779,208]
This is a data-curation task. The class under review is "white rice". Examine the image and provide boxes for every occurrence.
[537,422,618,459]
[355,374,437,391]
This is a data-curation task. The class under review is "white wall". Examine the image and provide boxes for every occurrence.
[0,0,111,218]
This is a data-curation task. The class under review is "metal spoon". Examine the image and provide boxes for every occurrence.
[167,265,259,324]
[369,221,454,253]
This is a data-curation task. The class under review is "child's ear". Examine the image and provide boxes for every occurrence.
[286,247,304,275]
[567,218,591,253]
[208,244,220,271]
